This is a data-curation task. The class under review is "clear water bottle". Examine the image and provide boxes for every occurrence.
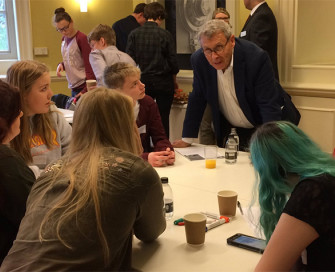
[161,177,174,220]
[230,128,239,155]
[225,131,238,164]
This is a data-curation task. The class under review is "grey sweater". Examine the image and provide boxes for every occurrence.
[89,45,136,86]
[30,106,72,169]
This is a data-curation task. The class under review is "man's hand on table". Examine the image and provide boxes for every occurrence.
[172,139,191,148]
[148,148,175,167]
[165,148,175,165]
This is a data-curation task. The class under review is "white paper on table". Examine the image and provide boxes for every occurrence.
[175,146,225,161]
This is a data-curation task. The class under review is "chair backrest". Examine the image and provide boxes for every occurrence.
[51,94,71,109]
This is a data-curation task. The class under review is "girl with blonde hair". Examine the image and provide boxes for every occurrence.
[1,88,166,271]
[6,60,72,170]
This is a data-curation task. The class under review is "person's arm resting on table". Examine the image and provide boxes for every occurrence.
[175,51,208,148]
[255,213,318,271]
[172,138,193,148]
[148,147,175,167]
[133,165,166,242]
[142,97,175,166]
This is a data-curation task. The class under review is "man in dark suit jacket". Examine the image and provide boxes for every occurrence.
[240,0,279,80]
[173,20,299,150]
[112,3,146,52]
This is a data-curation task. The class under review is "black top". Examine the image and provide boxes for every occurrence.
[283,174,335,271]
[112,15,140,52]
[0,144,35,264]
[126,21,179,78]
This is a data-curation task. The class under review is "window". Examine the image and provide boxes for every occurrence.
[0,0,18,60]
[0,0,32,75]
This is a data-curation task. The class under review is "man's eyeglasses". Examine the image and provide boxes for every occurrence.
[203,35,231,56]
[56,23,70,32]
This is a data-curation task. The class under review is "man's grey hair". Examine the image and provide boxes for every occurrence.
[198,19,232,43]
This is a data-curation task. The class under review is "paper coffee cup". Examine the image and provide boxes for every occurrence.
[217,190,238,217]
[183,213,207,245]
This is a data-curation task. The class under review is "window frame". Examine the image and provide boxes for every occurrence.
[0,0,18,60]
[0,0,32,75]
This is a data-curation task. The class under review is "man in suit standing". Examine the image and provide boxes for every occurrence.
[112,3,146,52]
[173,20,299,150]
[240,0,279,80]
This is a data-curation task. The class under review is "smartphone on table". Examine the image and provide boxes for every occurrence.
[227,233,266,254]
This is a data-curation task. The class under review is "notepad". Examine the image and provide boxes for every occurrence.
[175,146,225,161]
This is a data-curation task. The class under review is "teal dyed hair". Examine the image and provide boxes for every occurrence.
[250,121,335,242]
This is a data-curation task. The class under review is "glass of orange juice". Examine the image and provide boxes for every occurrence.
[204,145,217,169]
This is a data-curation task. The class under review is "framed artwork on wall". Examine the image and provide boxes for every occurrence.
[165,0,226,69]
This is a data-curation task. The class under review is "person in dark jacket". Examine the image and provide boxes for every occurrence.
[112,3,146,52]
[240,0,279,80]
[173,19,299,150]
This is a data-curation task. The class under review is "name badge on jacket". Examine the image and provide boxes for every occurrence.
[240,31,246,37]
[138,125,146,134]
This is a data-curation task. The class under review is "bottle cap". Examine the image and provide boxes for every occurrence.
[161,177,169,184]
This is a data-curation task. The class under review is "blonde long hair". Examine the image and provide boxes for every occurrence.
[38,88,143,265]
[6,60,55,163]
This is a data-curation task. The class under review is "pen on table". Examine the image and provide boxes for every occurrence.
[206,216,230,232]
[237,201,244,215]
[201,211,225,220]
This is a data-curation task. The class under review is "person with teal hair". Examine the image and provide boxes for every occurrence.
[250,121,335,271]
